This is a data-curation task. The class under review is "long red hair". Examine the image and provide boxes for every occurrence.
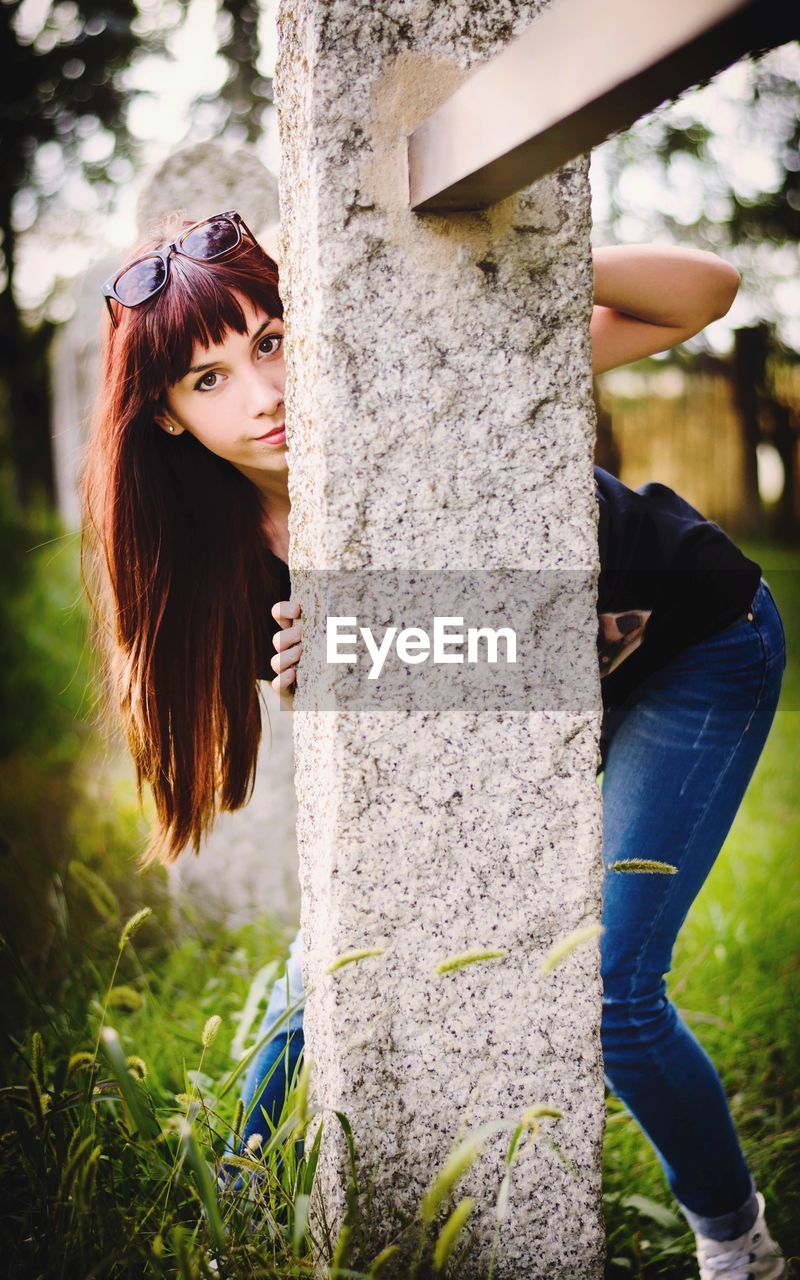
[81,213,285,865]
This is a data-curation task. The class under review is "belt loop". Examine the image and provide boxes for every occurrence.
[747,577,764,623]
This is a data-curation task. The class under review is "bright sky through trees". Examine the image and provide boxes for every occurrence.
[12,1,799,353]
[591,41,800,353]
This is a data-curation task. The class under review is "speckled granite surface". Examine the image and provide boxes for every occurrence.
[168,690,300,929]
[277,2,605,1273]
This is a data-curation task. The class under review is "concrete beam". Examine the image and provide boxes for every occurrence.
[408,0,797,212]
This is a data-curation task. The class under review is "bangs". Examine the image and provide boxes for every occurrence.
[124,244,282,397]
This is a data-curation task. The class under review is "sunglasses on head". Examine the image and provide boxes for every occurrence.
[101,210,259,327]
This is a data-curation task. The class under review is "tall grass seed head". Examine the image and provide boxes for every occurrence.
[201,1014,222,1048]
[118,906,152,950]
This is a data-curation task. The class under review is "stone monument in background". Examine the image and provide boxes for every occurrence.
[50,142,299,929]
[278,0,605,1274]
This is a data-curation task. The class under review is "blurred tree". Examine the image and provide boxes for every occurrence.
[0,0,270,509]
[597,51,800,260]
[0,0,140,506]
[593,42,800,536]
[214,0,272,144]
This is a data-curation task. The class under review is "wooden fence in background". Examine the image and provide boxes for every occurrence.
[595,361,800,538]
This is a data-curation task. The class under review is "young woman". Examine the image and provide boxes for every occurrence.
[83,210,787,1278]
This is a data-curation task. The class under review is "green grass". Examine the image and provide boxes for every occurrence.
[1,506,797,1277]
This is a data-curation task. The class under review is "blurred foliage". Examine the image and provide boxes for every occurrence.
[0,506,86,760]
[0,0,270,507]
[601,56,800,246]
[0,892,317,1280]
[212,0,273,144]
[594,43,800,352]
[0,0,142,504]
[0,496,160,1003]
[2,0,151,333]
[1,0,140,224]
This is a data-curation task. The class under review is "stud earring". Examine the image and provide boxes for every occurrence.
[168,425,175,433]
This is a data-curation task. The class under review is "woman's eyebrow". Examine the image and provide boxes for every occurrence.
[186,357,218,376]
[249,319,272,344]
[184,319,277,377]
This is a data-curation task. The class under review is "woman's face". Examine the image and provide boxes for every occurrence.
[160,295,287,484]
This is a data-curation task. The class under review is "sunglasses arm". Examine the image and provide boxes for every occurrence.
[103,292,119,329]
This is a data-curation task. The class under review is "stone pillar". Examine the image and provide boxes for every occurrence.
[277,3,605,1277]
[51,259,113,530]
[168,702,300,930]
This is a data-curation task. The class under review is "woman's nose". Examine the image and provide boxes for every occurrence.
[244,367,284,419]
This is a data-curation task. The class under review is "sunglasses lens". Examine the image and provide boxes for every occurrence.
[180,216,240,260]
[115,255,167,306]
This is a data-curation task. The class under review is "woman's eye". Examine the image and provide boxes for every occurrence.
[258,334,283,357]
[195,371,220,391]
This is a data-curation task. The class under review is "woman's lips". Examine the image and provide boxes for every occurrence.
[255,425,286,445]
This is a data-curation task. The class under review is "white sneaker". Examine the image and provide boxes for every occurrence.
[695,1191,786,1279]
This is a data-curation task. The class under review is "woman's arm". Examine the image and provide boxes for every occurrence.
[591,244,740,375]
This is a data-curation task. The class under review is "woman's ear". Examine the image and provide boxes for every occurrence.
[154,408,185,436]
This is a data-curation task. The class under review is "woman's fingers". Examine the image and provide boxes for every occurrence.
[271,641,302,675]
[270,602,302,701]
[269,666,296,711]
[270,667,296,694]
[272,599,301,627]
[273,621,302,651]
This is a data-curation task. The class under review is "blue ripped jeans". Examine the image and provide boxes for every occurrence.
[240,579,786,1241]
